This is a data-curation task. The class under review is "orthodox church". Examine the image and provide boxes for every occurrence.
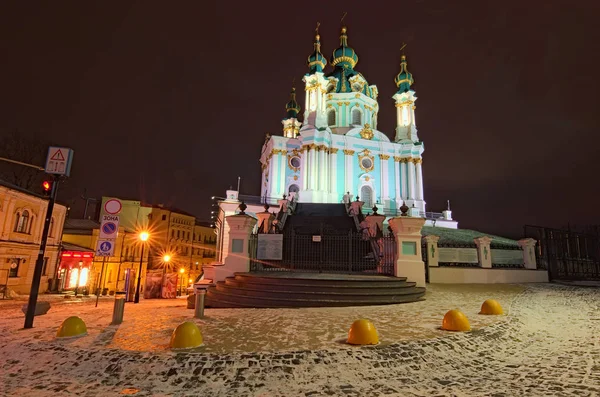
[260,24,425,213]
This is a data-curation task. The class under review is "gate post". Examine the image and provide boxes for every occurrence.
[423,235,440,267]
[518,238,538,269]
[389,217,426,287]
[474,236,493,268]
[213,209,257,282]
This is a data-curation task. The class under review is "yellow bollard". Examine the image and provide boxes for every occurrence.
[480,299,503,315]
[441,309,471,332]
[347,319,379,345]
[56,316,87,338]
[170,321,203,349]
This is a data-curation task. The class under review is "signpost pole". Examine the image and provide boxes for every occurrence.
[95,257,106,307]
[24,175,60,329]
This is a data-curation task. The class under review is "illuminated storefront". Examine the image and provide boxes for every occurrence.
[58,244,94,292]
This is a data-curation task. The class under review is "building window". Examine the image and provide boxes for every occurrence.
[361,185,373,208]
[186,232,190,240]
[16,210,29,233]
[42,257,49,276]
[9,259,20,277]
[171,230,174,239]
[352,108,362,125]
[328,110,336,126]
[162,214,167,221]
[177,230,180,239]
[49,218,54,237]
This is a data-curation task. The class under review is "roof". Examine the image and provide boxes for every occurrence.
[421,226,520,249]
[61,242,95,253]
[0,179,48,200]
[63,218,100,235]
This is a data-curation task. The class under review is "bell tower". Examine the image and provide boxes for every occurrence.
[303,23,328,129]
[393,53,419,142]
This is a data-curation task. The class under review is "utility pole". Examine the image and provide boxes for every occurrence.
[24,175,59,328]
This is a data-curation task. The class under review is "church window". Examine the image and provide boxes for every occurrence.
[361,185,373,208]
[352,108,362,125]
[288,184,299,193]
[290,156,301,168]
[16,210,29,233]
[361,157,373,171]
[327,110,336,126]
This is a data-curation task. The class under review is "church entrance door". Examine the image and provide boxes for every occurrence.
[361,185,373,208]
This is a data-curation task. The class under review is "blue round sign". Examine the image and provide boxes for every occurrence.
[99,241,112,252]
[102,222,117,235]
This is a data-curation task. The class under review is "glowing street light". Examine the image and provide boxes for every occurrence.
[134,231,150,303]
[163,254,171,263]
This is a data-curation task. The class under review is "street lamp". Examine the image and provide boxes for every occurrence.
[134,231,150,303]
[74,260,83,297]
[179,267,185,296]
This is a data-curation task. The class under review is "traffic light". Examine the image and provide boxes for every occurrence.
[42,180,52,196]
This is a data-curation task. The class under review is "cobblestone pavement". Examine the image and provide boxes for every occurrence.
[1,284,599,396]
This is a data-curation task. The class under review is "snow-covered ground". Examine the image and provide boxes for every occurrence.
[1,283,599,396]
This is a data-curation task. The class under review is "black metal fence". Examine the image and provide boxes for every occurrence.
[524,225,600,281]
[249,230,396,275]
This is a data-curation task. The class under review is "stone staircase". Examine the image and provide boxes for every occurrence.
[205,272,426,308]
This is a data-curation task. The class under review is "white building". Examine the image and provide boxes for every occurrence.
[260,25,425,213]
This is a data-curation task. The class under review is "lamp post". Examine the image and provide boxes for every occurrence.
[134,231,149,303]
[179,267,185,296]
[74,260,83,297]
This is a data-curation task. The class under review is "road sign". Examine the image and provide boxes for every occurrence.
[99,214,120,239]
[96,239,115,256]
[104,199,122,215]
[45,147,74,176]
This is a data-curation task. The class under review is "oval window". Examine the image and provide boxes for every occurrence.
[361,157,373,170]
[290,156,301,168]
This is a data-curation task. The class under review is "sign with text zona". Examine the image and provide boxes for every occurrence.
[45,147,74,176]
[99,214,120,239]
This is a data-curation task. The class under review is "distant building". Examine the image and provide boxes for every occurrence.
[60,197,216,295]
[0,180,67,294]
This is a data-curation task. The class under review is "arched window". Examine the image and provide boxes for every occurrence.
[327,110,336,126]
[14,212,20,232]
[29,215,35,234]
[16,210,29,233]
[360,186,373,208]
[352,108,362,125]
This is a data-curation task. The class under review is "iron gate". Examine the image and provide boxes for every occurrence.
[250,229,396,275]
[524,225,600,281]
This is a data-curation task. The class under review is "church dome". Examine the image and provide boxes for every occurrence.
[330,27,358,69]
[394,55,414,93]
[307,33,327,73]
[285,87,301,118]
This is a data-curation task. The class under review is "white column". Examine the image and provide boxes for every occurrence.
[415,160,424,200]
[344,150,354,195]
[319,147,326,191]
[329,149,338,198]
[309,146,317,190]
[380,155,389,202]
[301,146,308,190]
[268,154,277,198]
[394,157,401,205]
[400,160,407,199]
[408,160,416,200]
[279,151,286,197]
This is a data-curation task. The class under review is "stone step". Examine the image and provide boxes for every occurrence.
[224,278,417,292]
[215,282,423,301]
[233,272,408,288]
[205,287,425,308]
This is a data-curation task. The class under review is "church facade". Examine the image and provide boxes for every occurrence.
[260,25,425,213]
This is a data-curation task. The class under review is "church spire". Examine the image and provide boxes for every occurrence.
[394,46,414,94]
[393,46,418,142]
[282,80,302,138]
[307,22,327,73]
[284,84,301,119]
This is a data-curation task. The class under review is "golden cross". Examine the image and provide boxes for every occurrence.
[315,22,320,34]
[400,42,407,54]
[341,12,347,24]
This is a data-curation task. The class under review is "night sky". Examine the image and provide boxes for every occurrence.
[2,1,599,238]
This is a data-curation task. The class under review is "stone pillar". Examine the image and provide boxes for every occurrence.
[518,238,538,270]
[394,157,401,207]
[319,147,326,191]
[388,217,426,287]
[255,207,272,233]
[474,236,493,268]
[365,212,386,237]
[379,154,390,205]
[400,159,408,199]
[278,151,286,197]
[309,146,316,190]
[423,235,440,267]
[213,213,258,282]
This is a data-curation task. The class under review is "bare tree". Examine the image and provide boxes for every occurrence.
[0,130,49,190]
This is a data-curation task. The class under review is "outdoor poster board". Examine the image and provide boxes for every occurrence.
[257,234,283,260]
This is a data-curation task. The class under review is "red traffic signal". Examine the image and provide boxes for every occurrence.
[42,180,52,195]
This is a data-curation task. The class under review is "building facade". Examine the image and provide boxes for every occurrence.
[260,25,425,212]
[0,180,67,294]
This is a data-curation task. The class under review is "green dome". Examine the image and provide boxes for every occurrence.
[330,27,358,69]
[307,34,327,73]
[394,55,414,93]
[285,87,301,119]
